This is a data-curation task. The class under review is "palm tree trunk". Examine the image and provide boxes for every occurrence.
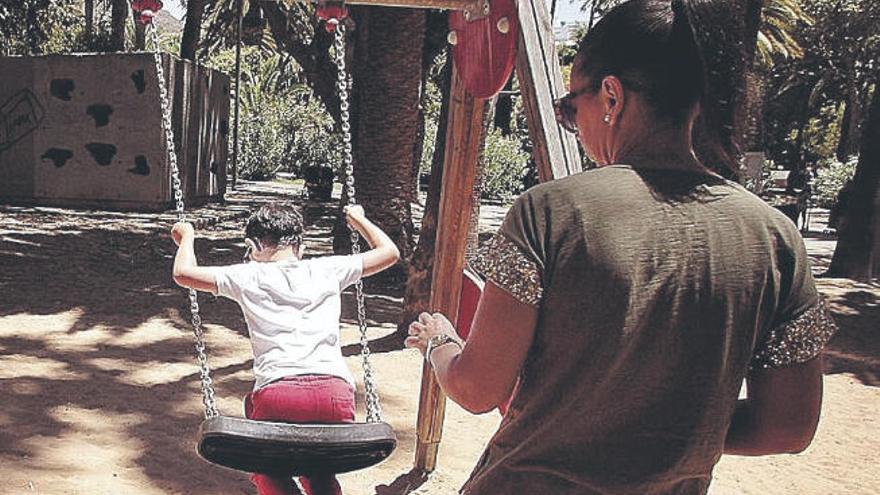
[132,10,146,50]
[335,8,426,282]
[25,5,41,53]
[739,0,764,153]
[825,85,880,281]
[391,59,453,345]
[393,61,492,343]
[110,0,128,51]
[836,55,862,161]
[180,0,209,61]
[743,0,763,66]
[84,0,94,44]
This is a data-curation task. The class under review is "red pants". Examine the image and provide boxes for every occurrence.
[244,374,356,495]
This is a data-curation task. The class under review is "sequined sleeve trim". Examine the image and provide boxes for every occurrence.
[752,298,837,369]
[472,232,542,306]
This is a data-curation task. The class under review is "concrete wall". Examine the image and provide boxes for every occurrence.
[0,53,229,211]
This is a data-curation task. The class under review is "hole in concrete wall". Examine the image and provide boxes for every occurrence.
[41,148,74,168]
[84,143,118,166]
[129,155,151,176]
[86,104,114,127]
[49,79,75,101]
[131,70,146,94]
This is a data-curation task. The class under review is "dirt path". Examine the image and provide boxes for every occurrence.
[1,182,877,494]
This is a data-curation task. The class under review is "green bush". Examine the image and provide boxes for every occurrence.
[813,156,858,209]
[238,93,341,181]
[228,52,341,181]
[481,128,530,201]
[238,95,290,181]
[418,72,533,201]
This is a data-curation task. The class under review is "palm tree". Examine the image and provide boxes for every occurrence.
[826,83,880,280]
[110,0,128,51]
[756,0,813,67]
[576,0,810,69]
[202,1,427,278]
[181,0,209,60]
[741,0,813,155]
[343,7,426,278]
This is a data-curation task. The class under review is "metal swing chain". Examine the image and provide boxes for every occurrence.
[149,23,219,419]
[332,22,382,423]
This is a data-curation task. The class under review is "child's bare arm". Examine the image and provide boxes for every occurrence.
[344,205,400,277]
[171,222,219,293]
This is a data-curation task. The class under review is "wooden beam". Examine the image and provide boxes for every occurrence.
[515,0,581,181]
[414,67,488,473]
[345,0,477,9]
[274,0,481,11]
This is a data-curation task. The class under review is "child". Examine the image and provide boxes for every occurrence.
[170,202,400,495]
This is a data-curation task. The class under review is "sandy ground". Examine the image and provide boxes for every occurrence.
[1,182,877,495]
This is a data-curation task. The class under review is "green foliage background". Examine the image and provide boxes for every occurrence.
[812,156,858,209]
[207,49,341,181]
[2,0,876,204]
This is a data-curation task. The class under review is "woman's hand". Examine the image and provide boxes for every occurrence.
[404,285,538,414]
[405,312,459,357]
[171,222,195,246]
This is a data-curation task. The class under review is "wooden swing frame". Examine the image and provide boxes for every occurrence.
[232,0,581,475]
[410,0,580,473]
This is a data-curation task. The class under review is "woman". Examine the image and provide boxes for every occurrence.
[405,1,837,494]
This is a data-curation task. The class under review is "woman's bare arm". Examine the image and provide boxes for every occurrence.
[725,357,823,455]
[408,282,538,414]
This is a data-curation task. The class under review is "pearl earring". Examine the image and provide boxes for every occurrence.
[603,114,612,124]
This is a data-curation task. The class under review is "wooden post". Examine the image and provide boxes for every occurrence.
[414,67,488,473]
[515,0,581,181]
[413,0,577,474]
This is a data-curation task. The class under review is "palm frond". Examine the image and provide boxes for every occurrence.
[758,0,813,67]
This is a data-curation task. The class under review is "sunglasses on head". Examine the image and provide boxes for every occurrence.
[553,88,590,134]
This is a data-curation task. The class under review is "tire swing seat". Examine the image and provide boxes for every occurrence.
[198,417,396,475]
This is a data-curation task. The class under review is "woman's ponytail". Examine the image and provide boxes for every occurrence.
[670,0,746,178]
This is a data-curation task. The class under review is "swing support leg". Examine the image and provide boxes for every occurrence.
[414,67,488,473]
[414,0,577,473]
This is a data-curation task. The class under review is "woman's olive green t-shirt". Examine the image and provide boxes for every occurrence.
[466,165,836,495]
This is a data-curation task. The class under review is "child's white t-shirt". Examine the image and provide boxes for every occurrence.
[213,255,363,390]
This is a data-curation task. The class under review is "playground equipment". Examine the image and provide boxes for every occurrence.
[0,53,227,210]
[135,0,396,476]
[141,0,579,478]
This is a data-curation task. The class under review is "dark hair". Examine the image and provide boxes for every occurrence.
[245,203,304,248]
[574,0,746,176]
